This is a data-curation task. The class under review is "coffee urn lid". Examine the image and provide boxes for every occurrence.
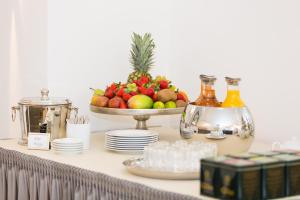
[19,88,71,106]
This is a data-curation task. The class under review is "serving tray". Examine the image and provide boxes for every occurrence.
[123,158,199,180]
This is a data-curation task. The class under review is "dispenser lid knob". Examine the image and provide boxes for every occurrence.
[41,88,49,100]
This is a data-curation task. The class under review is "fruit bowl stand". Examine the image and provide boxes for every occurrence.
[90,105,184,129]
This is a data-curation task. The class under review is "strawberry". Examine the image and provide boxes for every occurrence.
[116,88,125,97]
[133,80,139,86]
[137,80,143,87]
[122,92,132,101]
[110,83,118,92]
[152,93,158,101]
[138,86,147,95]
[177,93,186,101]
[140,76,150,85]
[145,87,155,97]
[104,87,114,98]
[130,91,138,96]
[134,80,144,87]
[119,101,128,109]
[159,80,169,89]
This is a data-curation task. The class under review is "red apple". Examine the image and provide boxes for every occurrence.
[108,96,123,108]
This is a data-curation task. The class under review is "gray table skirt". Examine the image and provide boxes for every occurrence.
[0,148,200,200]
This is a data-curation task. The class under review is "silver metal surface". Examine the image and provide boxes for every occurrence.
[11,89,78,145]
[180,103,255,154]
[123,158,199,180]
[19,88,71,106]
[90,105,184,129]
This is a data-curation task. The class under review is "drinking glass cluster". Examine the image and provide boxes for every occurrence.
[142,141,217,172]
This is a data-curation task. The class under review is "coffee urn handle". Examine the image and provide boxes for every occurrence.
[11,106,20,122]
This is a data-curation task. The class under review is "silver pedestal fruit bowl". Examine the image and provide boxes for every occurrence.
[180,103,255,155]
[90,105,184,130]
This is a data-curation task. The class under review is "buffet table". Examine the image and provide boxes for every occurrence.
[0,127,298,200]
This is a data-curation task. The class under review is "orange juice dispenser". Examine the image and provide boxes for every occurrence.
[222,77,245,108]
[195,75,220,107]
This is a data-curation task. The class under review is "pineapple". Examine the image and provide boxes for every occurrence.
[127,33,155,83]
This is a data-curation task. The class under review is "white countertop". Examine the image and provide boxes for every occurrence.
[0,127,298,200]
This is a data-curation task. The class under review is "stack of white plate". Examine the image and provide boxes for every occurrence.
[105,129,159,153]
[51,138,83,154]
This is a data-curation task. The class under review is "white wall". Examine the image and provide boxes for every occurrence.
[0,0,47,138]
[2,0,300,142]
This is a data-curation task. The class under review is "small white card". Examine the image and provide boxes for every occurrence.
[28,132,50,150]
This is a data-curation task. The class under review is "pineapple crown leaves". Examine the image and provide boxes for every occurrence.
[130,32,155,73]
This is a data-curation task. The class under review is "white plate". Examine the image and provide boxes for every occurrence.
[105,129,158,138]
[105,139,158,143]
[51,138,83,146]
[105,147,144,151]
[53,148,83,151]
[53,147,83,151]
[105,144,145,149]
[53,150,83,153]
[105,138,158,143]
[53,147,83,150]
[106,138,158,143]
[105,142,155,147]
[52,144,83,147]
[105,142,157,146]
[107,150,143,154]
[52,145,83,148]
[106,137,158,141]
[53,150,83,154]
[105,148,143,154]
[52,147,83,150]
[52,138,83,144]
[52,142,83,145]
[105,135,159,139]
[105,146,144,151]
[106,135,158,139]
[106,140,157,145]
[52,147,84,150]
[52,143,83,146]
[52,146,83,150]
[51,144,83,148]
[106,141,156,146]
[106,136,159,140]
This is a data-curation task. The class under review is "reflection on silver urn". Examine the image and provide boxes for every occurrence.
[180,103,255,155]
